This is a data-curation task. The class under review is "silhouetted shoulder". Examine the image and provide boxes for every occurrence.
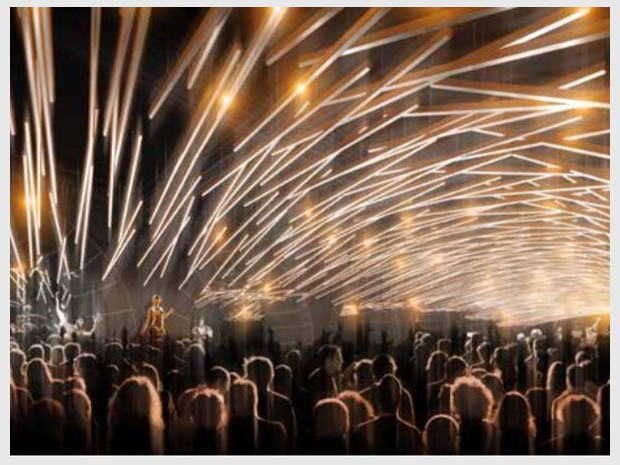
[257,417,287,455]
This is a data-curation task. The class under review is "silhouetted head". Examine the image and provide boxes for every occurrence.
[372,353,396,380]
[424,414,459,455]
[313,398,349,439]
[27,344,45,361]
[207,366,231,397]
[451,376,493,421]
[556,394,599,436]
[481,373,505,407]
[27,399,66,454]
[445,356,467,383]
[244,356,274,391]
[50,345,65,365]
[437,338,452,355]
[139,363,161,391]
[230,378,258,419]
[337,390,375,429]
[546,361,566,395]
[108,376,164,454]
[376,374,402,416]
[103,342,124,367]
[64,342,81,364]
[177,388,198,420]
[190,388,228,430]
[152,295,161,307]
[184,344,206,386]
[477,342,492,363]
[492,347,508,372]
[25,358,52,401]
[74,353,98,387]
[318,344,343,377]
[566,363,584,391]
[496,391,534,434]
[10,349,25,382]
[273,364,293,398]
[353,359,374,390]
[64,388,92,424]
[426,350,448,382]
[285,350,302,374]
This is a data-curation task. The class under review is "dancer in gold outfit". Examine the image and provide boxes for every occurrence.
[141,294,175,339]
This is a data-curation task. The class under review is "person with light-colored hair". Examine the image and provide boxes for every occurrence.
[495,392,535,454]
[244,355,297,452]
[64,388,92,454]
[228,378,287,454]
[338,390,375,425]
[107,376,164,454]
[312,398,350,454]
[189,388,228,454]
[424,414,459,455]
[352,374,422,454]
[451,375,496,454]
[550,394,601,454]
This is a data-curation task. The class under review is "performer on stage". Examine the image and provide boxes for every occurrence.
[191,317,213,343]
[55,298,101,341]
[141,294,175,339]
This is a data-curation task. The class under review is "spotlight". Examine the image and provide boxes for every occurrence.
[295,82,307,95]
[221,94,233,108]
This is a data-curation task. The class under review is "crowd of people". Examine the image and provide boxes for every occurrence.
[10,315,610,455]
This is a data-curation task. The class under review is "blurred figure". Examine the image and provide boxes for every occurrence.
[307,344,343,405]
[189,388,228,454]
[108,376,164,454]
[64,388,92,454]
[337,390,375,431]
[360,354,415,424]
[244,355,297,452]
[352,359,374,391]
[424,414,459,455]
[495,392,535,454]
[438,356,467,414]
[312,398,350,454]
[228,379,287,454]
[352,374,421,454]
[25,358,52,401]
[451,376,496,455]
[551,394,601,454]
[27,399,66,454]
[273,364,293,400]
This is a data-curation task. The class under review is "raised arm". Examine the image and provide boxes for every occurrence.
[165,307,176,319]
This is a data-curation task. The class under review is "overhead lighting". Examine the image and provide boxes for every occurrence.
[221,93,233,108]
[559,69,606,90]
[504,8,589,48]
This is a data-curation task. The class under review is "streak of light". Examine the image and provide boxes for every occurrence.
[102,7,135,137]
[149,8,230,119]
[503,8,589,48]
[234,7,388,153]
[149,44,242,224]
[559,69,606,90]
[119,134,142,238]
[138,176,201,268]
[112,8,150,177]
[187,10,231,90]
[102,227,137,281]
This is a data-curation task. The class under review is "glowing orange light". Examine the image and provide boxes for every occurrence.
[296,82,307,95]
[221,94,233,108]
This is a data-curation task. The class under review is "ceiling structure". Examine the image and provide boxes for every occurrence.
[10,7,609,326]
